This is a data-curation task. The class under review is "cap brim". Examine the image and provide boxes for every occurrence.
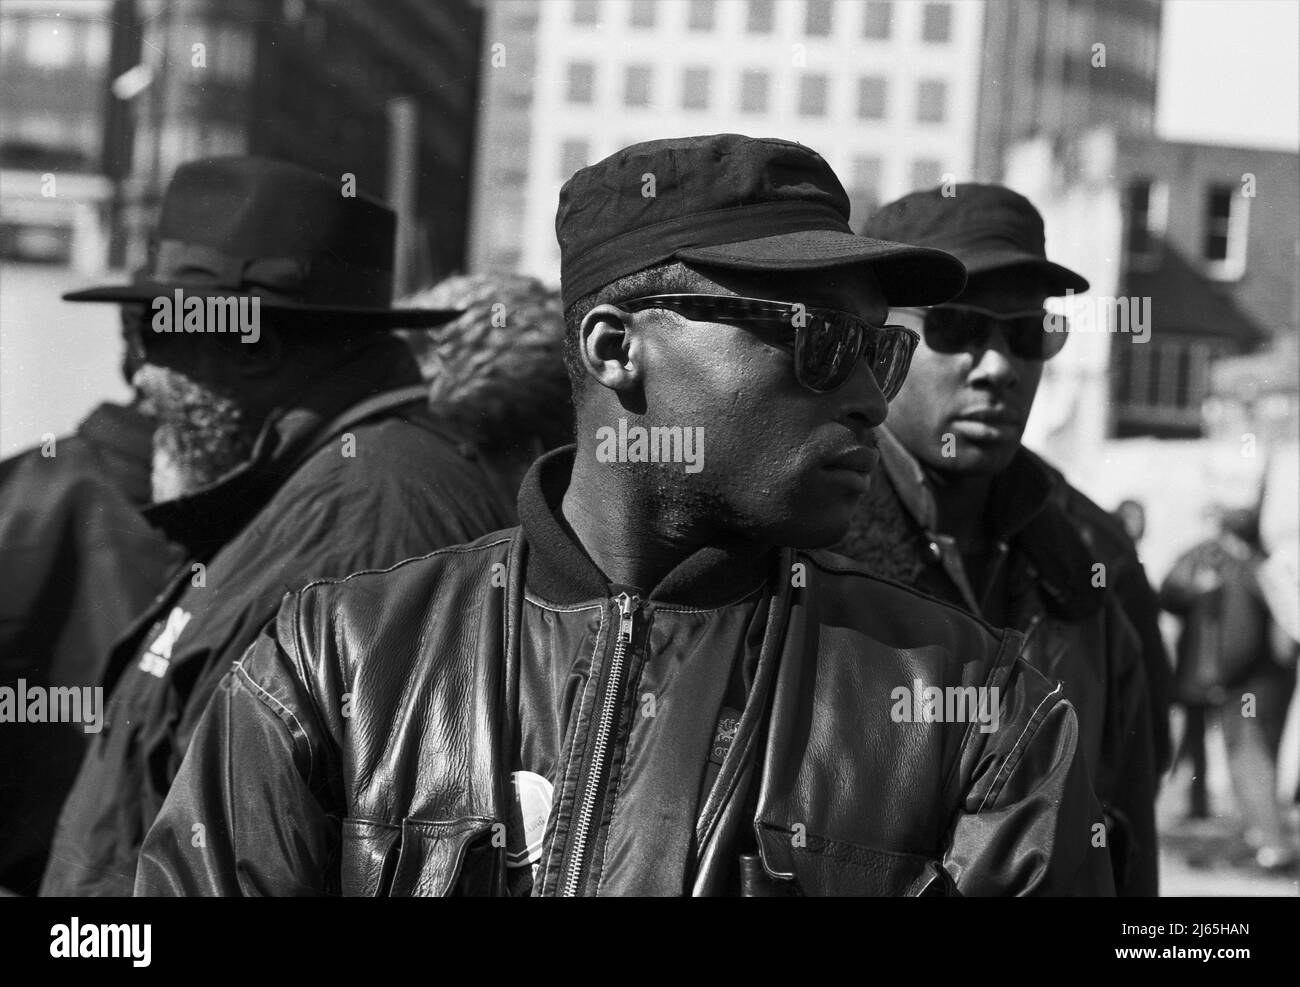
[959,250,1090,294]
[675,230,967,307]
[61,282,461,328]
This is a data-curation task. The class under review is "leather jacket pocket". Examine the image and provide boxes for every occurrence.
[341,819,401,896]
[753,823,959,897]
[342,816,502,896]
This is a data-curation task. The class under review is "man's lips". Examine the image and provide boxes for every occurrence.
[953,406,1024,426]
[822,445,880,475]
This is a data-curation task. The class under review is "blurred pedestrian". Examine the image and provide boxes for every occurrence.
[398,272,573,502]
[0,302,181,894]
[40,156,516,896]
[1160,505,1298,872]
[835,184,1159,895]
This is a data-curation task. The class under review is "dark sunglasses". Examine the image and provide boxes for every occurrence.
[617,293,919,399]
[912,303,1068,361]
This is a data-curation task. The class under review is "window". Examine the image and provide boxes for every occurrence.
[747,0,775,33]
[806,0,833,36]
[630,0,656,28]
[863,1,892,40]
[799,74,828,116]
[911,159,943,189]
[849,156,883,218]
[688,0,716,31]
[740,70,770,113]
[916,80,946,123]
[559,139,590,181]
[1201,184,1232,260]
[682,67,711,110]
[1113,339,1215,437]
[572,1,598,26]
[567,62,595,103]
[921,3,951,42]
[216,25,254,82]
[82,23,111,68]
[857,77,887,119]
[624,65,653,107]
[26,18,75,68]
[1202,183,1249,279]
[1125,179,1166,265]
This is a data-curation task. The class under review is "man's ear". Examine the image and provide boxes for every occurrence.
[579,303,642,393]
[232,323,285,378]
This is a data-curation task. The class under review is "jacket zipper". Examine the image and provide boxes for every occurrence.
[560,591,639,897]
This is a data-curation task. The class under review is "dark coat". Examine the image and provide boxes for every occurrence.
[1159,535,1273,705]
[0,402,181,893]
[1027,450,1174,774]
[40,340,517,896]
[135,449,1114,897]
[835,430,1159,896]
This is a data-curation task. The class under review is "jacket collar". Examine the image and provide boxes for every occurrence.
[517,447,772,608]
[144,337,423,549]
[874,427,1101,620]
[876,426,1049,546]
[77,401,156,506]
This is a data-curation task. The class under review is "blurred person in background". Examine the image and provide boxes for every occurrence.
[1113,499,1147,546]
[398,272,574,501]
[834,184,1160,896]
[40,156,516,896]
[1160,505,1298,873]
[0,300,181,894]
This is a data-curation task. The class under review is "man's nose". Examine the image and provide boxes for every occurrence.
[837,361,889,431]
[968,326,1021,392]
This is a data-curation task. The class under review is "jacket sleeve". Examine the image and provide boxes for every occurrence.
[1114,557,1174,774]
[1096,601,1160,896]
[942,662,1116,896]
[134,601,342,896]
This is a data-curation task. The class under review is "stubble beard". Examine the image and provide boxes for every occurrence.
[133,364,260,503]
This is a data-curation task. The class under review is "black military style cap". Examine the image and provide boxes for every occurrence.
[861,183,1089,295]
[556,134,967,309]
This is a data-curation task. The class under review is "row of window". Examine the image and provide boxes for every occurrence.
[567,63,949,122]
[3,15,255,81]
[557,139,944,194]
[571,0,950,42]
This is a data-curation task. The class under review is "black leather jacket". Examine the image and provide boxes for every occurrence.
[835,430,1158,895]
[137,449,1114,896]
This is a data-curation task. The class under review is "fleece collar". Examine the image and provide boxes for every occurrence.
[517,447,772,608]
[868,428,1103,621]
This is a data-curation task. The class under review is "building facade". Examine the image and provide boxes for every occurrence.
[470,0,988,279]
[973,0,1161,181]
[0,0,484,286]
[1008,128,1298,576]
[468,0,1164,282]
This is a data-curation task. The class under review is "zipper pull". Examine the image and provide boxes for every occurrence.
[615,592,639,643]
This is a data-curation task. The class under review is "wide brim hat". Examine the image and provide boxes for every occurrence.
[64,156,459,328]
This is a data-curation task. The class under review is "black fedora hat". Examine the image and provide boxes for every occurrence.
[64,156,458,328]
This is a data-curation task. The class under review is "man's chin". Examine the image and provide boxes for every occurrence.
[767,488,865,549]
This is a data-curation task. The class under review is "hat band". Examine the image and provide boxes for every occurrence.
[152,239,393,308]
[561,200,850,307]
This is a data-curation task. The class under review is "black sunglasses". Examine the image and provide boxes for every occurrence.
[911,303,1068,361]
[617,293,919,399]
